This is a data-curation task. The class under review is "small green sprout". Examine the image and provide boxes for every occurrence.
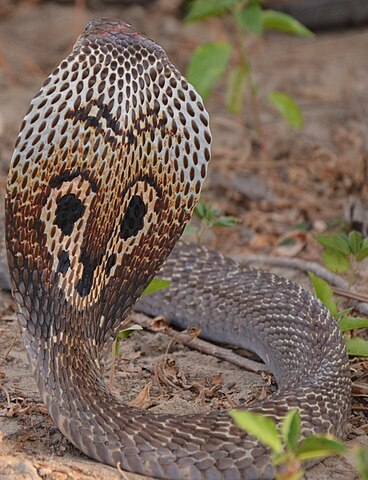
[309,272,368,357]
[185,199,238,243]
[185,0,311,129]
[315,230,368,277]
[229,409,347,480]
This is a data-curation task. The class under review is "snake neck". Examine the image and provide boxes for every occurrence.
[21,321,277,479]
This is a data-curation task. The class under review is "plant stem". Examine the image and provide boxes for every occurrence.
[232,15,278,188]
[109,339,118,389]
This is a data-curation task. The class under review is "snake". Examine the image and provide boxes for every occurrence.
[5,18,351,480]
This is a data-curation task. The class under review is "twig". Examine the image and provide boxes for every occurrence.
[332,287,368,304]
[237,254,368,315]
[116,462,133,480]
[238,254,347,286]
[352,382,368,396]
[132,313,268,374]
[0,386,11,409]
[0,330,19,367]
[109,340,117,389]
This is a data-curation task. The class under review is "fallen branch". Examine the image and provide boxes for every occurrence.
[237,254,368,315]
[131,313,268,375]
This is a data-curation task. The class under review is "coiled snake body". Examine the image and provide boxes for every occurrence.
[5,19,350,479]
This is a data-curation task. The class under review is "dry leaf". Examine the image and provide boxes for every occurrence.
[129,382,152,409]
[154,357,193,391]
[121,351,141,362]
[150,316,169,332]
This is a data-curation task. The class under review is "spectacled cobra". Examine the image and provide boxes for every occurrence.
[5,18,351,480]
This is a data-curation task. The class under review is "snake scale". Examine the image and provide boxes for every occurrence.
[5,18,351,480]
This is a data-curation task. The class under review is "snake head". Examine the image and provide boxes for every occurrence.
[6,19,211,345]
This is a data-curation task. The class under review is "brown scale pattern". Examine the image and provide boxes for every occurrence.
[5,18,350,480]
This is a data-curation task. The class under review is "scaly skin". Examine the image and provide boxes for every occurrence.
[5,18,350,479]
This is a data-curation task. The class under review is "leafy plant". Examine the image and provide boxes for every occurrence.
[315,230,368,280]
[230,409,347,479]
[185,0,312,173]
[309,272,368,357]
[185,199,238,243]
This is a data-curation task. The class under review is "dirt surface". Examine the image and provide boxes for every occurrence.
[0,2,367,479]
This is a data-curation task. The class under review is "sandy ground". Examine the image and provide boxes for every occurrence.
[0,2,367,479]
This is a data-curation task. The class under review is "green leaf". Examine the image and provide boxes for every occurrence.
[116,324,143,340]
[185,0,241,22]
[346,337,368,357]
[357,238,368,261]
[322,249,350,274]
[315,234,350,255]
[296,436,346,461]
[281,409,301,451]
[141,278,170,297]
[348,230,362,255]
[267,91,303,130]
[194,200,219,221]
[338,316,368,332]
[357,248,368,262]
[308,272,338,318]
[114,324,143,355]
[229,410,282,454]
[211,215,238,228]
[356,447,368,480]
[336,307,353,321]
[194,200,207,220]
[294,221,313,232]
[187,41,232,100]
[226,65,248,114]
[236,4,263,35]
[261,10,314,38]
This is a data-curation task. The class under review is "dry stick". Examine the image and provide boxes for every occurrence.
[0,330,19,368]
[332,287,368,304]
[132,313,268,374]
[117,463,133,480]
[232,17,278,190]
[109,340,117,389]
[237,254,368,315]
[0,385,11,409]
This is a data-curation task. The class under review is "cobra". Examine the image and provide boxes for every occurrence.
[5,18,350,480]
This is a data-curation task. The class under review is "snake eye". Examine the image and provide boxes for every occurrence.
[120,195,147,240]
[54,193,85,235]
